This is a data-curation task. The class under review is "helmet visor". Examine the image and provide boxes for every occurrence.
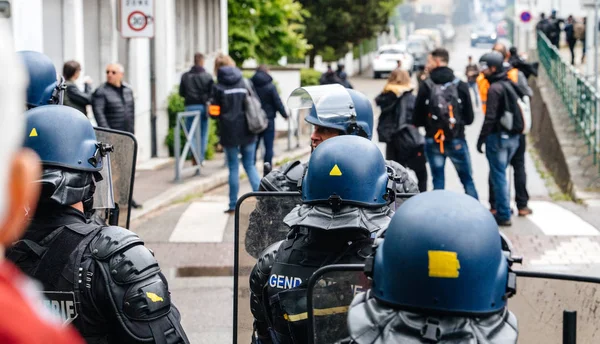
[92,153,115,210]
[288,84,356,128]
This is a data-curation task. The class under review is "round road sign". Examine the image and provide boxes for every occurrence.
[520,11,532,23]
[128,11,147,32]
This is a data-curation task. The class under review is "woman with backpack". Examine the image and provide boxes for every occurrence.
[211,54,261,213]
[375,69,427,192]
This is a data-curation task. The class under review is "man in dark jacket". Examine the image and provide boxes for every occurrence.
[92,63,135,134]
[179,53,214,165]
[92,63,140,208]
[413,48,478,199]
[476,52,522,227]
[212,63,261,212]
[548,10,564,47]
[251,65,288,170]
[336,64,353,89]
[320,65,344,85]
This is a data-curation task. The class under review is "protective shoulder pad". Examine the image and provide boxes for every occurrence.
[256,240,283,274]
[109,244,160,285]
[259,160,305,191]
[385,160,420,194]
[90,226,143,260]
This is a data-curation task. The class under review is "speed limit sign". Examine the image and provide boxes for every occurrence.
[119,0,154,38]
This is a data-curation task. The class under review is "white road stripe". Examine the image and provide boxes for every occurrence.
[169,202,230,243]
[527,201,599,236]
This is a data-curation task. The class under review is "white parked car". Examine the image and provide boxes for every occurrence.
[372,43,415,79]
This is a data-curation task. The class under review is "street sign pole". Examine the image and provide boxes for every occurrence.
[595,0,598,90]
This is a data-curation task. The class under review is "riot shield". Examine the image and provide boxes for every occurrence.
[510,270,600,343]
[93,127,137,229]
[307,264,367,344]
[233,192,302,344]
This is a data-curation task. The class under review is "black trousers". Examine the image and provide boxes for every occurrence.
[386,144,428,193]
[489,134,529,209]
[568,39,577,65]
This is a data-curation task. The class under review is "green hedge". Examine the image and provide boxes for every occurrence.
[164,87,218,160]
[300,68,321,86]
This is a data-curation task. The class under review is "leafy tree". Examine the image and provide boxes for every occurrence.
[299,0,402,66]
[228,0,310,65]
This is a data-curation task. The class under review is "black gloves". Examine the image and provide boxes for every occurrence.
[477,137,485,154]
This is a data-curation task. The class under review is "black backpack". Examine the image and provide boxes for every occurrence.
[425,78,462,152]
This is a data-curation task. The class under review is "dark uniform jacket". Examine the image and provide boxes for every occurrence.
[413,66,474,139]
[179,66,214,106]
[211,66,256,147]
[92,83,136,134]
[7,205,189,344]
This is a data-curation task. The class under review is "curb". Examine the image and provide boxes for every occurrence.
[131,146,311,223]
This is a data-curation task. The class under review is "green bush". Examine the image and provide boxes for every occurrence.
[300,68,321,86]
[164,86,218,160]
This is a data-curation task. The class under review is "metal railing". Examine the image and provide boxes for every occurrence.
[537,32,600,172]
[174,110,201,182]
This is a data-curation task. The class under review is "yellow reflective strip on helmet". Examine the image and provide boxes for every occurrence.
[284,305,350,322]
[428,250,460,278]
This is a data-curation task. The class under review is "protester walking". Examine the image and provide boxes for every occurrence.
[336,64,353,89]
[548,10,563,48]
[250,65,288,174]
[413,48,478,199]
[211,54,260,213]
[92,63,142,209]
[375,69,427,192]
[477,52,523,227]
[465,56,480,106]
[62,60,92,115]
[179,52,214,166]
[565,15,577,65]
[536,13,551,40]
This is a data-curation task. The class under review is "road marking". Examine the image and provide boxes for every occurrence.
[527,201,599,236]
[169,202,229,243]
[530,238,600,266]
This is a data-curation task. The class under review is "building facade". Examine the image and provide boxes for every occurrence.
[9,0,227,162]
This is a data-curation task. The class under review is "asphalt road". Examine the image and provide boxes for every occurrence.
[132,27,600,343]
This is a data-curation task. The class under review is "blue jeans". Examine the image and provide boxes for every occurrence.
[257,118,275,166]
[468,81,480,106]
[224,142,261,210]
[486,133,520,221]
[424,137,479,199]
[184,104,208,162]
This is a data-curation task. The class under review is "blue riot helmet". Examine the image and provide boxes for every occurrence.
[17,51,65,108]
[300,135,392,209]
[288,84,373,139]
[23,105,114,209]
[371,190,515,315]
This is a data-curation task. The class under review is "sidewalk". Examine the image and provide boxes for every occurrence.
[130,134,311,224]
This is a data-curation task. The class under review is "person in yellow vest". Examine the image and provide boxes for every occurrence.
[479,43,534,218]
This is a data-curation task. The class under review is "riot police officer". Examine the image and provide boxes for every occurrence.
[249,135,398,344]
[18,50,66,108]
[7,105,189,343]
[344,190,518,343]
[245,85,418,258]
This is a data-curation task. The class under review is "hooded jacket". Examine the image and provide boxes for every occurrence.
[250,70,288,120]
[212,66,256,147]
[413,66,474,139]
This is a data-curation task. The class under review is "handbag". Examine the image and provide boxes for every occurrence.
[243,79,268,134]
